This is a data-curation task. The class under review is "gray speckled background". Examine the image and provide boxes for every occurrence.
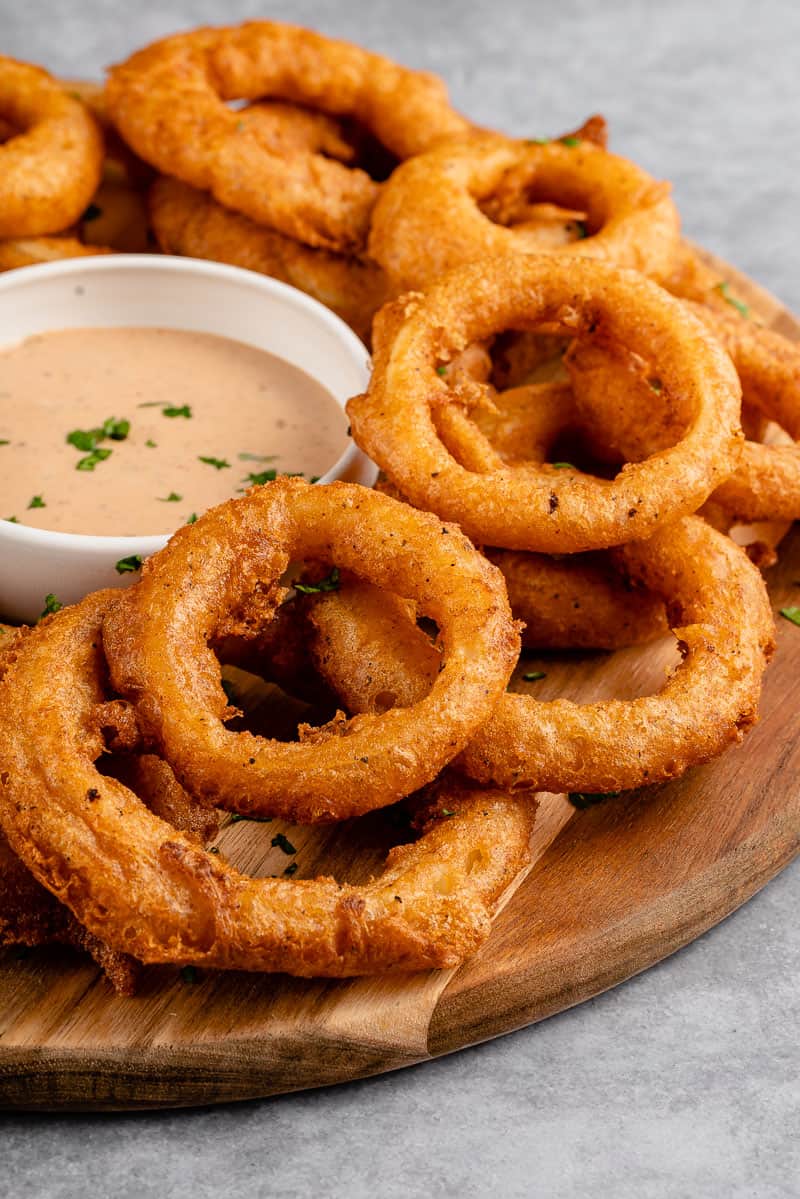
[1,1,799,1195]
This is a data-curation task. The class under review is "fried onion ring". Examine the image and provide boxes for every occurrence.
[303,516,774,792]
[367,131,679,289]
[0,56,104,238]
[105,22,470,254]
[348,256,743,552]
[149,177,390,343]
[0,592,534,975]
[102,478,519,822]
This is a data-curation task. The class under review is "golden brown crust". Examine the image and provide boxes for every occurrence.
[0,56,104,238]
[349,256,743,553]
[106,21,470,253]
[367,132,679,289]
[0,593,534,976]
[102,479,519,823]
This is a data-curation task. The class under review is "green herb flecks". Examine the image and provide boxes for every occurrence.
[560,135,581,147]
[28,495,46,509]
[714,281,750,319]
[40,593,63,618]
[551,461,576,470]
[198,455,230,470]
[114,554,143,575]
[158,491,182,502]
[271,833,297,855]
[648,378,663,392]
[522,671,546,682]
[5,515,18,523]
[186,513,198,524]
[779,607,800,627]
[238,452,278,463]
[294,567,340,595]
[573,220,589,239]
[245,468,278,486]
[436,365,448,377]
[568,790,621,810]
[525,137,550,145]
[67,416,129,452]
[163,405,192,419]
[0,439,9,446]
[76,447,112,471]
[145,438,157,448]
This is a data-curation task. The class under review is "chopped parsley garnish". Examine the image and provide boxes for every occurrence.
[229,813,272,824]
[525,137,550,145]
[648,378,663,392]
[28,495,46,509]
[309,475,320,484]
[573,220,589,239]
[568,790,621,810]
[114,553,143,575]
[0,439,9,446]
[283,862,299,877]
[714,281,750,319]
[40,593,63,618]
[245,468,278,486]
[522,671,546,682]
[186,512,198,524]
[82,202,102,222]
[198,455,230,470]
[5,515,18,523]
[158,491,182,502]
[435,809,456,819]
[560,135,581,147]
[436,365,448,377]
[76,447,112,471]
[145,438,157,448]
[180,965,197,984]
[238,452,278,463]
[294,567,340,595]
[551,462,575,470]
[779,607,800,627]
[271,833,297,855]
[67,416,129,452]
[163,405,192,419]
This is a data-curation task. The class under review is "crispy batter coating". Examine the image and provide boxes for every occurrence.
[102,479,519,823]
[149,176,390,343]
[0,593,534,975]
[304,517,773,793]
[367,132,679,289]
[106,22,470,253]
[0,57,104,238]
[349,256,743,552]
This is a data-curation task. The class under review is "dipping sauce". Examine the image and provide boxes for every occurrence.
[0,327,348,535]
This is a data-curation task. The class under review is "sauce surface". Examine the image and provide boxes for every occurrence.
[0,327,348,535]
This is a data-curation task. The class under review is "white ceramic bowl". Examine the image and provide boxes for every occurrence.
[0,255,375,623]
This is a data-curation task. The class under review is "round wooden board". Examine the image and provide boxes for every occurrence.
[1,249,799,1111]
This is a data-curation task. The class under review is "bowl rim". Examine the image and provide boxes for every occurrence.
[0,253,372,552]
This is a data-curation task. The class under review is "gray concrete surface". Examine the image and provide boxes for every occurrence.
[1,0,798,1195]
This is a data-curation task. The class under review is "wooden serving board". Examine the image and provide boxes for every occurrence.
[1,252,799,1111]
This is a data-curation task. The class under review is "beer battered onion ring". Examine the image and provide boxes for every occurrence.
[105,21,471,254]
[0,56,103,238]
[348,256,743,553]
[102,478,519,823]
[367,132,679,290]
[302,516,774,792]
[0,593,534,976]
[149,177,390,343]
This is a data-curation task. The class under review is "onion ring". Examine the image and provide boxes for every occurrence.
[348,256,743,552]
[102,478,519,823]
[0,56,104,238]
[0,592,534,975]
[149,176,390,343]
[367,131,679,289]
[105,22,470,254]
[303,516,774,792]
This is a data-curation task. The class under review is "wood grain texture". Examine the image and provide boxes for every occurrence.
[1,250,798,1111]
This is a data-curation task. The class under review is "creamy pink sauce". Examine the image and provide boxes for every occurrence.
[0,327,348,535]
